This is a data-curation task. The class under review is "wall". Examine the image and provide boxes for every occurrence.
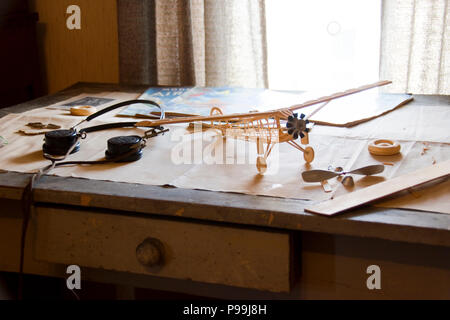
[29,0,119,94]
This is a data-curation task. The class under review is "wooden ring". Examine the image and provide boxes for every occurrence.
[70,105,97,116]
[368,139,401,156]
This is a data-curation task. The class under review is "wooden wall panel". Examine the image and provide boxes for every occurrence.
[29,0,119,94]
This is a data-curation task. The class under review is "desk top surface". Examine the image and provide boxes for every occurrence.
[1,83,449,247]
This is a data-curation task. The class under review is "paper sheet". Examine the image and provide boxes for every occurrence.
[300,91,413,127]
[328,139,450,214]
[0,94,448,215]
[310,104,450,143]
[375,179,450,215]
[0,115,361,202]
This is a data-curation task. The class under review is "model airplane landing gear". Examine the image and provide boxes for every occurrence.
[303,146,314,163]
[256,156,267,174]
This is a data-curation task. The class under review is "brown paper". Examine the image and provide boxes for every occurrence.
[375,179,450,215]
[300,91,413,127]
[310,104,450,143]
[330,140,450,214]
[0,93,449,215]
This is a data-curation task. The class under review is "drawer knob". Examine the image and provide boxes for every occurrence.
[136,238,165,268]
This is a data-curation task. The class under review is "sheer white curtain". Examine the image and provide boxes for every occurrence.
[380,0,449,94]
[120,0,448,94]
[154,0,268,88]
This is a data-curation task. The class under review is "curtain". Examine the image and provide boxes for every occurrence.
[155,0,268,87]
[117,0,158,84]
[380,0,449,94]
[118,0,268,88]
[118,0,448,93]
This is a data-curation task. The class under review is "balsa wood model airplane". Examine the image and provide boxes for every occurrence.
[135,81,392,173]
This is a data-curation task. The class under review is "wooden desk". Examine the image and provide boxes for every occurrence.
[0,83,449,299]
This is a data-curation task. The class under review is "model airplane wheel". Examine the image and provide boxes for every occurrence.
[256,156,267,174]
[303,146,314,163]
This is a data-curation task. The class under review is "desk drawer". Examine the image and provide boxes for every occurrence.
[33,207,292,292]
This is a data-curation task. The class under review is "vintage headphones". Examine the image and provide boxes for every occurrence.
[42,99,167,166]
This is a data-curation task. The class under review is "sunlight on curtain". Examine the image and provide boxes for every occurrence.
[265,0,381,91]
[380,0,449,94]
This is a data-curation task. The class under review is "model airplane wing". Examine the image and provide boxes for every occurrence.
[135,80,392,128]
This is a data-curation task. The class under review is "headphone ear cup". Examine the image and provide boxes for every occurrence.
[105,135,143,162]
[43,129,80,156]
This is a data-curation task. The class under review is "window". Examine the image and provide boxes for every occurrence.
[266,0,382,91]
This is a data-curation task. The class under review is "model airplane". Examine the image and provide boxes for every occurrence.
[134,81,392,173]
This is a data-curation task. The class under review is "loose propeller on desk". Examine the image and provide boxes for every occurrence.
[302,164,385,182]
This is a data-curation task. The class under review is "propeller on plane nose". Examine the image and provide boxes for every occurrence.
[286,113,310,140]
